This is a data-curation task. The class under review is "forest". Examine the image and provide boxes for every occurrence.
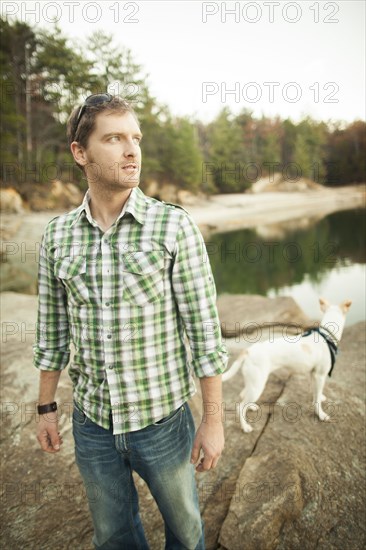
[1,16,365,196]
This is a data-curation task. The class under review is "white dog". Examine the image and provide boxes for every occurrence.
[222,298,352,432]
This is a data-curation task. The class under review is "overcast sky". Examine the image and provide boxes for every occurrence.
[3,0,365,123]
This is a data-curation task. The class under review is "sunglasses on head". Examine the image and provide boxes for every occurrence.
[73,93,113,140]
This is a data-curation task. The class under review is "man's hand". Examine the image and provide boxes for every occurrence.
[190,421,224,472]
[36,411,63,453]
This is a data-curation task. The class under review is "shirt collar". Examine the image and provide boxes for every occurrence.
[70,186,149,228]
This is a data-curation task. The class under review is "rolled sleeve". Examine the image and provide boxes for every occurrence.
[191,345,229,378]
[171,213,228,377]
[33,226,70,371]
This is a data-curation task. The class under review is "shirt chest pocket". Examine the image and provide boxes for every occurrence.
[122,250,166,307]
[54,256,89,306]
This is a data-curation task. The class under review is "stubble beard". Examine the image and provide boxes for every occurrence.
[85,160,141,193]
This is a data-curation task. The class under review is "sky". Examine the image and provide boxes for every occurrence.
[2,0,365,124]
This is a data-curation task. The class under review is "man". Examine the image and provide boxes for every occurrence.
[34,93,228,550]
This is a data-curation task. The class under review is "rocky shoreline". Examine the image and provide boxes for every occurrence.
[184,184,366,238]
[1,185,365,295]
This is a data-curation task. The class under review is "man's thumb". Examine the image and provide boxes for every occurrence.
[50,431,61,450]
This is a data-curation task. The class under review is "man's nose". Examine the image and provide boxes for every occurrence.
[124,139,139,158]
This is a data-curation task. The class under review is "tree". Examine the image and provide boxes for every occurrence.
[85,30,148,106]
[254,115,283,178]
[292,117,327,183]
[0,17,37,165]
[326,120,366,185]
[34,22,96,120]
[162,117,203,191]
[206,108,247,193]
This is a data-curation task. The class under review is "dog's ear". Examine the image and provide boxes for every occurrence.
[340,300,352,313]
[319,297,329,312]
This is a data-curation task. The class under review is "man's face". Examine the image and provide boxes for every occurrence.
[78,111,142,190]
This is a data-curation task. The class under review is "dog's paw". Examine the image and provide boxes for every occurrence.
[319,413,331,422]
[241,423,253,433]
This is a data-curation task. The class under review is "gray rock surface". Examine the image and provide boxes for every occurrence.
[218,294,311,341]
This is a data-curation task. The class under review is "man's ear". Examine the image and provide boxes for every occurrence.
[70,141,88,167]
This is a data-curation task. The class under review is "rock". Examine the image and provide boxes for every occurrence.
[142,179,159,198]
[158,183,178,203]
[0,262,37,294]
[251,172,283,193]
[143,181,206,205]
[0,211,59,294]
[217,295,310,338]
[219,446,309,550]
[251,173,323,193]
[50,179,83,207]
[0,188,24,213]
[0,215,22,241]
[143,180,178,203]
[25,180,83,211]
[177,189,207,206]
[199,353,291,549]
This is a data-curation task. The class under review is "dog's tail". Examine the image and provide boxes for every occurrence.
[222,350,248,382]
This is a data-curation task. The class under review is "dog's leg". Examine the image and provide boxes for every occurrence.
[238,400,254,432]
[312,372,330,422]
[239,388,257,410]
[239,367,268,433]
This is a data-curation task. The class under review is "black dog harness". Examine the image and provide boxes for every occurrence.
[301,326,339,377]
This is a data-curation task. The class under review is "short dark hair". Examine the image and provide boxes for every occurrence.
[66,95,139,172]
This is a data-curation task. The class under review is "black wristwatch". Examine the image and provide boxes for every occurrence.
[37,401,58,415]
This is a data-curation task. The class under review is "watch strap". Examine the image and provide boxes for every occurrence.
[37,401,57,414]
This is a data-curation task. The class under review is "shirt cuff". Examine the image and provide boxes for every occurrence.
[33,346,70,371]
[191,345,229,378]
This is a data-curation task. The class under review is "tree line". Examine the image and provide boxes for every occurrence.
[1,17,365,196]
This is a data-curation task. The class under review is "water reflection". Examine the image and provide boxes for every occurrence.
[207,208,366,324]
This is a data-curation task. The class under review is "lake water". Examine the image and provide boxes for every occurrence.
[206,209,366,326]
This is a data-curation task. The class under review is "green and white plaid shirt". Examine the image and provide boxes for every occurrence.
[33,186,228,434]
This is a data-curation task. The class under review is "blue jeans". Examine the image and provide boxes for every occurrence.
[72,401,205,550]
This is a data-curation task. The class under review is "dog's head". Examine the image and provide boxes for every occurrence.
[319,297,352,316]
[318,298,352,341]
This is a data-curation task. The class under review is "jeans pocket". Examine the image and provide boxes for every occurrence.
[72,401,88,426]
[153,405,185,427]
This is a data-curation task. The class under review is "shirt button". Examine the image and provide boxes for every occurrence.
[105,302,110,307]
[107,334,112,339]
[108,365,114,369]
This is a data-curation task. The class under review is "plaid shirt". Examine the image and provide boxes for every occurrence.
[33,186,228,434]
